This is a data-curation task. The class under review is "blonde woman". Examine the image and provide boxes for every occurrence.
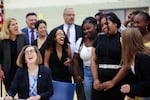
[133,11,150,100]
[120,28,150,99]
[0,17,26,91]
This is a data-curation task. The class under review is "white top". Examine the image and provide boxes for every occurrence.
[75,38,92,66]
[63,24,76,58]
[131,64,135,74]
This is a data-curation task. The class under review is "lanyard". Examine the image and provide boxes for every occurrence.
[29,74,38,96]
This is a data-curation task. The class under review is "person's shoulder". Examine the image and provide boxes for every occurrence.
[16,67,26,74]
[76,37,83,42]
[97,33,106,38]
[21,27,28,35]
[40,65,50,71]
[116,31,121,36]
[17,33,26,38]
[21,27,28,31]
[56,24,63,29]
[136,53,150,61]
[75,37,83,47]
[74,24,81,28]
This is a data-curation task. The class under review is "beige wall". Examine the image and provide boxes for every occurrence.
[5,0,150,32]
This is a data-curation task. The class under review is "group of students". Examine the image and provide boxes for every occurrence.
[91,10,150,100]
[0,16,53,99]
[0,8,82,100]
[0,7,150,100]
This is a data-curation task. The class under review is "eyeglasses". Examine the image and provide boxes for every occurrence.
[24,49,35,55]
[57,33,65,37]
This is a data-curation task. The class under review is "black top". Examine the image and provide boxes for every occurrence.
[0,34,26,90]
[32,39,46,64]
[93,32,121,65]
[48,49,72,82]
[9,40,18,78]
[8,65,53,100]
[0,34,26,78]
[129,53,150,97]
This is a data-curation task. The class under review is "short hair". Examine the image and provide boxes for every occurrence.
[0,17,21,40]
[106,12,121,28]
[45,28,69,51]
[95,11,103,17]
[26,12,37,18]
[16,45,43,67]
[63,7,74,15]
[137,11,150,32]
[35,19,47,30]
[81,16,98,33]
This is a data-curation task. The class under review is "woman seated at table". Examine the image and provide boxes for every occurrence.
[5,45,53,100]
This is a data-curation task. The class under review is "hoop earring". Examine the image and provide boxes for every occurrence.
[146,25,149,33]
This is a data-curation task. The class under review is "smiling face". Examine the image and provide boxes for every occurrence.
[107,19,118,35]
[37,23,47,37]
[26,15,37,29]
[55,29,65,45]
[25,46,37,64]
[133,14,148,34]
[9,19,19,35]
[63,8,75,25]
[100,17,108,33]
[83,22,96,39]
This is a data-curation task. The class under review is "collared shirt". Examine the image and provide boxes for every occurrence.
[28,28,37,44]
[28,67,39,96]
[63,23,76,58]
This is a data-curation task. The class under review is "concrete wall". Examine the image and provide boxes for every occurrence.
[5,0,150,32]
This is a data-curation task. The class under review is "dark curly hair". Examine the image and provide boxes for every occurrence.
[45,28,69,52]
[35,19,47,30]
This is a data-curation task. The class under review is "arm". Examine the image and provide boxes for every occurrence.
[0,41,5,79]
[91,48,99,81]
[103,66,129,90]
[91,48,104,91]
[0,64,5,79]
[72,38,83,83]
[67,44,71,59]
[112,66,129,85]
[64,44,72,66]
[73,52,83,83]
[115,66,129,83]
[129,54,150,97]
[121,54,150,97]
